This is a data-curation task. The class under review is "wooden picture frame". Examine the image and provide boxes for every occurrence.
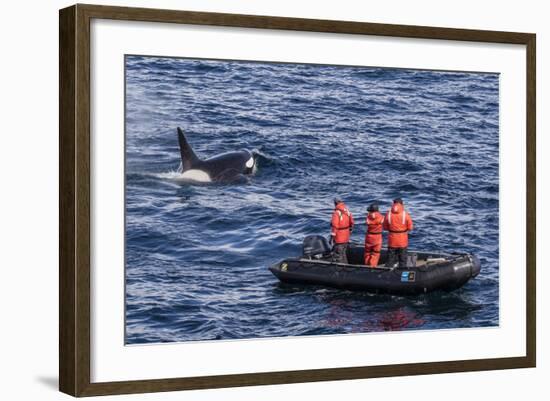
[59,3,536,397]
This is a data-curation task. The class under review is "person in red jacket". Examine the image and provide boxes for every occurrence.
[330,197,354,264]
[364,203,384,267]
[383,198,413,267]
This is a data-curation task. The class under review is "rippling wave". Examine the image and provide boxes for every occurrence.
[125,56,499,344]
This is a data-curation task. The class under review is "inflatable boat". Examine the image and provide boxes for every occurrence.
[269,235,481,295]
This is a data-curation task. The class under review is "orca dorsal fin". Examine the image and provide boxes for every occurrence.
[177,127,200,170]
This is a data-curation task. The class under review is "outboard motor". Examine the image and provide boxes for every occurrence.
[302,235,332,260]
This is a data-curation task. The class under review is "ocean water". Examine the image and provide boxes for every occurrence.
[124,55,499,344]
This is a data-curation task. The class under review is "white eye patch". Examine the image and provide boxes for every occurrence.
[246,157,254,168]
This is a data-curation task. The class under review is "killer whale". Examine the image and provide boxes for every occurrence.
[176,127,255,183]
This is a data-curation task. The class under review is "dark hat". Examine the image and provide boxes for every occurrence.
[367,203,379,212]
[393,198,403,204]
[334,197,343,204]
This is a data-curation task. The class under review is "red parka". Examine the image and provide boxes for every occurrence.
[331,202,354,244]
[364,211,384,267]
[383,202,413,248]
[365,211,384,246]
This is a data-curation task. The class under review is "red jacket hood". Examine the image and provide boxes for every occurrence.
[390,202,404,214]
[368,211,382,219]
[335,202,348,212]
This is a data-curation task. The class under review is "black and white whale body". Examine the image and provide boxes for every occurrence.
[176,127,255,183]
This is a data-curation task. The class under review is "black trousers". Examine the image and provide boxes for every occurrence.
[386,247,408,268]
[332,243,349,264]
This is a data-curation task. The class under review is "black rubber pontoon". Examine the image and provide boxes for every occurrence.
[269,235,481,295]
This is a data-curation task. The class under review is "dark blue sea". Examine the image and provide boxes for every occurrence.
[125,55,499,344]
